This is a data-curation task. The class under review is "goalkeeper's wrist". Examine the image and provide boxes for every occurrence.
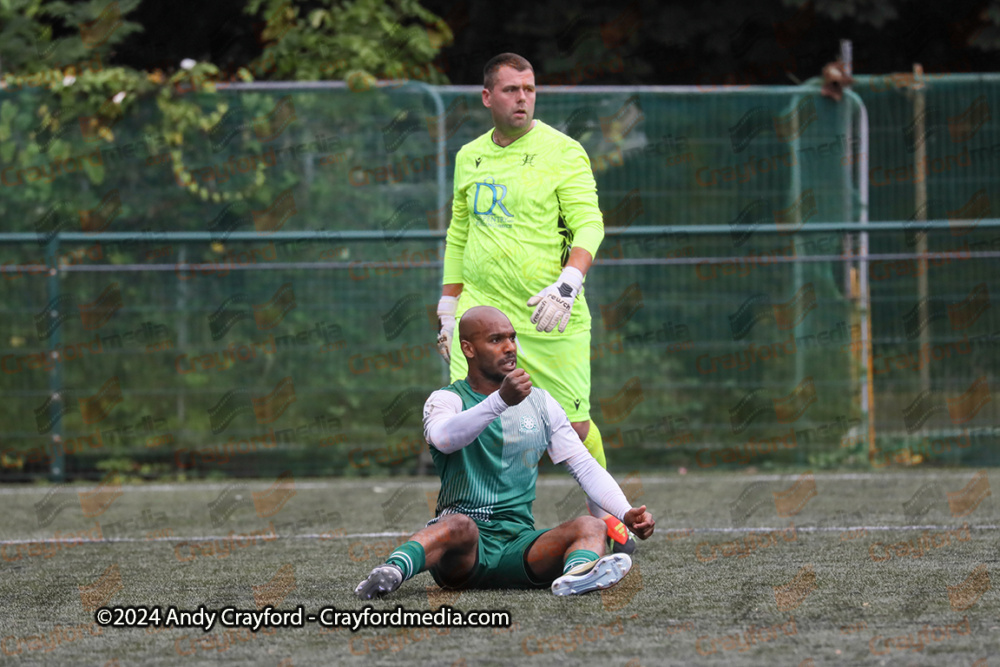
[557,267,584,297]
[437,295,458,318]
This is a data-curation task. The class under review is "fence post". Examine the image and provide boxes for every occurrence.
[843,90,874,463]
[46,233,65,482]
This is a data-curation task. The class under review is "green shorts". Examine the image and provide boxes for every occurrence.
[428,517,552,590]
[449,326,592,423]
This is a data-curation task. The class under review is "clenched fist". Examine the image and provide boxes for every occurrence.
[623,505,655,540]
[499,368,532,406]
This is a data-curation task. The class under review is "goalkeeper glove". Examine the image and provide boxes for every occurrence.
[436,295,458,362]
[527,267,583,333]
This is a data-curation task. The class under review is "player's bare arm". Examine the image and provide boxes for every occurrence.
[565,246,594,277]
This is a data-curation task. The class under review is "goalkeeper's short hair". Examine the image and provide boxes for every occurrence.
[483,53,534,90]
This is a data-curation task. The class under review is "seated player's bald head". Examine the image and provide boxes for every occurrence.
[459,306,513,341]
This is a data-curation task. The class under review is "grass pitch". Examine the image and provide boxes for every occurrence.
[0,469,997,666]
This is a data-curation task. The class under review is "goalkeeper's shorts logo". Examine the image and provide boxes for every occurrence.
[519,415,539,433]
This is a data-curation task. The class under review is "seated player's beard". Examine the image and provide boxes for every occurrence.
[481,354,516,384]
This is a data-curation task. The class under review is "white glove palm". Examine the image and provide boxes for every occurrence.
[436,295,458,361]
[527,267,583,333]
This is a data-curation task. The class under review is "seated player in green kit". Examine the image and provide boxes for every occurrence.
[355,306,654,599]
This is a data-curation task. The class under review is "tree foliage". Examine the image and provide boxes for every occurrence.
[244,0,452,85]
[0,0,454,206]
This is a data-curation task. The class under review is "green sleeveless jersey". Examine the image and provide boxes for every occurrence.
[430,379,554,529]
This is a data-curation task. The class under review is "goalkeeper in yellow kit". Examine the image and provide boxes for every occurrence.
[435,52,634,553]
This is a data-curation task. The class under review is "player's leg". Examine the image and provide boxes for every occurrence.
[354,513,479,599]
[523,515,605,580]
[522,515,632,596]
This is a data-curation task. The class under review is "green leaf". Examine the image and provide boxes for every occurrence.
[81,154,104,184]
[309,9,327,28]
[0,100,15,124]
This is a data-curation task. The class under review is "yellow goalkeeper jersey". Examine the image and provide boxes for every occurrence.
[443,120,604,335]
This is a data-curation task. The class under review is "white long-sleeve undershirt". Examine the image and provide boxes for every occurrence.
[422,388,632,521]
[423,389,509,453]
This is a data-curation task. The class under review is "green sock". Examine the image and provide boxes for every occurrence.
[386,541,426,581]
[563,549,600,574]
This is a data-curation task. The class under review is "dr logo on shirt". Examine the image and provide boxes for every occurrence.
[473,178,513,217]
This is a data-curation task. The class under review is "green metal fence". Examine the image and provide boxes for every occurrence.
[0,79,997,480]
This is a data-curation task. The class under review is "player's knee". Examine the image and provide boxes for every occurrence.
[572,515,606,541]
[443,513,479,549]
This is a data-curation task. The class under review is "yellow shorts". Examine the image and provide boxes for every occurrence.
[449,324,591,423]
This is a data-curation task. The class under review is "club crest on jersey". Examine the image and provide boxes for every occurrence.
[519,415,539,432]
